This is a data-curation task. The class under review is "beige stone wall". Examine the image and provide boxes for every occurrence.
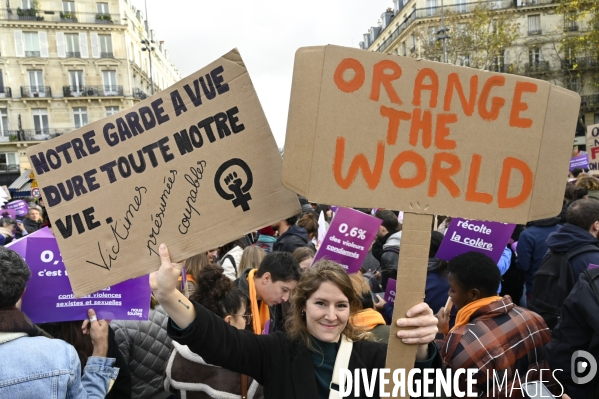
[0,0,181,173]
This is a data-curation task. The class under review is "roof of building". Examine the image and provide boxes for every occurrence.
[9,169,32,190]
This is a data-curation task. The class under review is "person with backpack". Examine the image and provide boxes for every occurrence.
[529,199,599,330]
[546,267,599,399]
[516,217,561,303]
[220,239,246,280]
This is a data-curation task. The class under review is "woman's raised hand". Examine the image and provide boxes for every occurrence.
[149,243,183,297]
[149,244,196,329]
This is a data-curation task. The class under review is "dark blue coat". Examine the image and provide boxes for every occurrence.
[516,218,561,292]
[545,223,599,284]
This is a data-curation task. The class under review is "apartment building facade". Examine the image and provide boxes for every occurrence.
[0,0,180,185]
[360,0,597,147]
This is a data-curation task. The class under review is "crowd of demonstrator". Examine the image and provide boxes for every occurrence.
[3,186,599,398]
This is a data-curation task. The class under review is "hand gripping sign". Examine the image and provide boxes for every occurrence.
[282,45,580,393]
[26,49,300,297]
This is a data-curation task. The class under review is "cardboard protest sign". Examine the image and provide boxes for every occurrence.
[7,228,151,323]
[312,207,381,273]
[282,45,579,384]
[570,154,589,171]
[26,49,300,297]
[7,200,29,218]
[283,45,579,223]
[384,278,396,304]
[436,218,516,263]
[586,123,599,175]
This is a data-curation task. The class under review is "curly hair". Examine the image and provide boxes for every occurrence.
[286,260,371,352]
[576,176,599,191]
[190,264,247,319]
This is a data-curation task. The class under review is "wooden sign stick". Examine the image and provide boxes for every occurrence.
[384,212,433,397]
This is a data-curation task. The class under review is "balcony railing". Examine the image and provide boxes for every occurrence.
[581,95,599,110]
[0,128,73,142]
[133,88,148,100]
[25,50,40,57]
[15,7,42,20]
[528,29,542,36]
[63,85,123,97]
[563,57,599,69]
[0,87,11,98]
[100,52,114,58]
[20,86,51,98]
[565,23,579,32]
[0,9,121,24]
[372,0,557,53]
[524,61,550,74]
[66,51,81,58]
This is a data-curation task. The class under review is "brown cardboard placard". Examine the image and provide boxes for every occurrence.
[384,212,432,396]
[282,45,579,385]
[283,45,579,223]
[27,49,300,297]
[586,123,599,175]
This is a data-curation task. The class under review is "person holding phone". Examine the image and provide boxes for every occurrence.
[0,247,119,397]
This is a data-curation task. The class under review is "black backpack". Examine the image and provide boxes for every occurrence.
[529,244,599,329]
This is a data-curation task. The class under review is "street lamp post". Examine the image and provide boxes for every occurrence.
[141,0,155,95]
[436,0,450,63]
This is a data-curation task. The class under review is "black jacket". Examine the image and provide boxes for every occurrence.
[111,306,173,399]
[168,301,441,399]
[23,217,41,234]
[546,268,599,399]
[379,232,401,291]
[273,225,313,253]
[372,230,399,262]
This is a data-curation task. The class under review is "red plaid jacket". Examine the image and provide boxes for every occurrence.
[437,296,561,398]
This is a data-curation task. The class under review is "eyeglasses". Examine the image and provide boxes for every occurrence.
[235,313,253,325]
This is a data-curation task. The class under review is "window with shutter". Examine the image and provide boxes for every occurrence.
[23,32,40,57]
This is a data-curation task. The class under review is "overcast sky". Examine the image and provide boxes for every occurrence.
[135,0,392,147]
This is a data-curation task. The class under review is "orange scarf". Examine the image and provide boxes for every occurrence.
[248,269,270,334]
[450,296,502,333]
[351,308,386,330]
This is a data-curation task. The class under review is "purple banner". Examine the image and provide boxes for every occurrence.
[384,278,396,304]
[436,218,516,264]
[6,200,29,218]
[589,264,599,270]
[7,228,151,323]
[570,155,589,171]
[313,207,382,274]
